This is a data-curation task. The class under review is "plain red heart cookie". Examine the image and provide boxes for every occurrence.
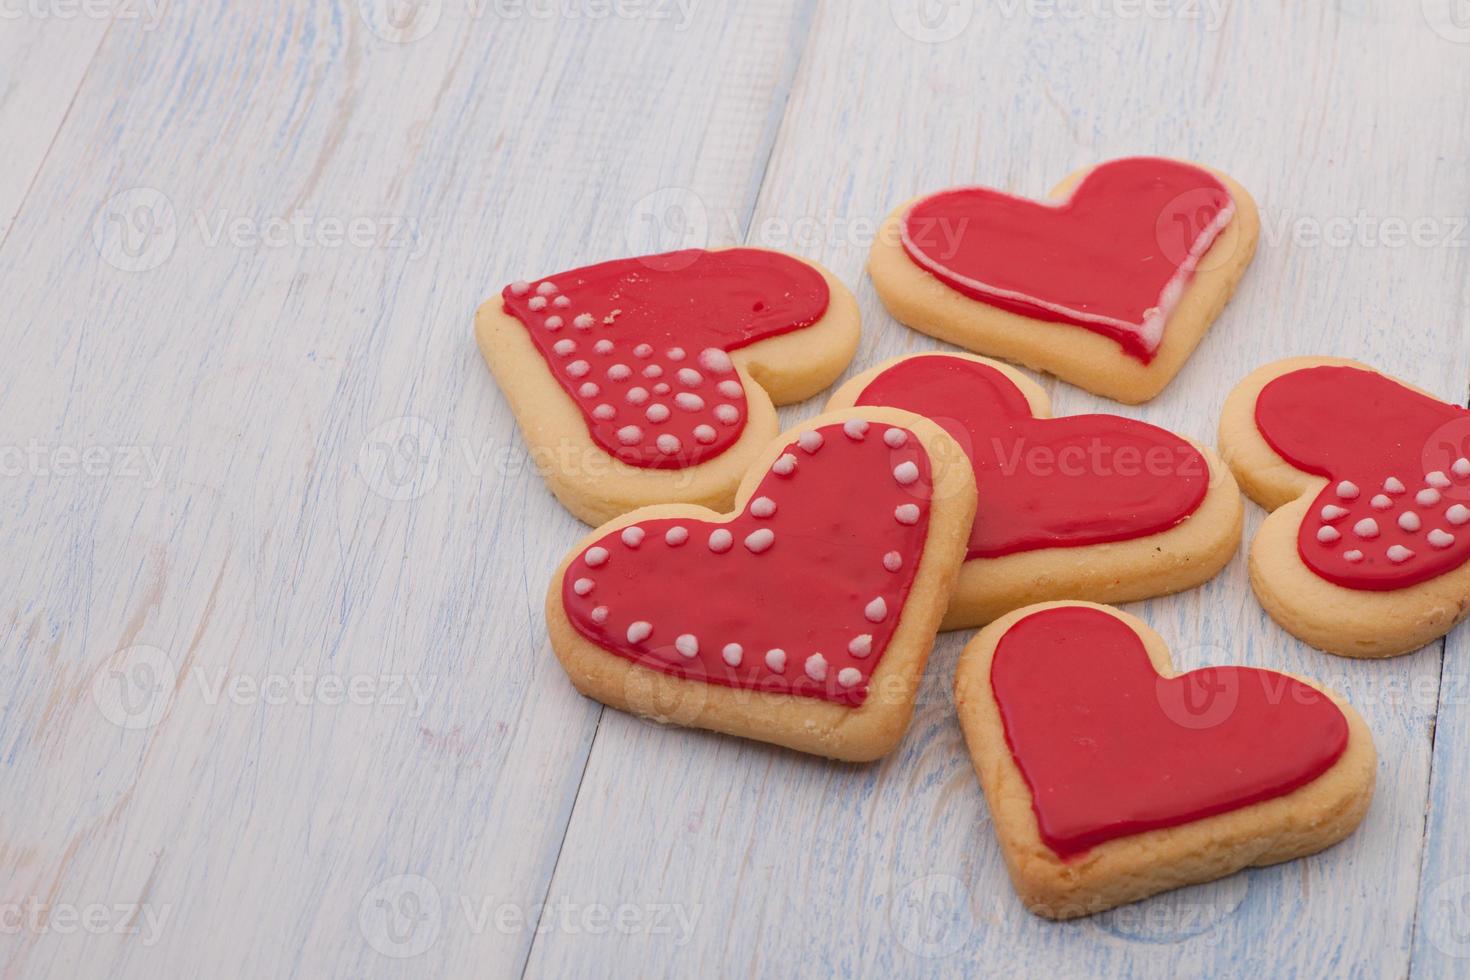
[825,353,1241,627]
[956,601,1376,918]
[545,407,976,760]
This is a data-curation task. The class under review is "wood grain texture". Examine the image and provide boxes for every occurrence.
[3,1,1469,978]
[0,1,810,977]
[529,3,1470,977]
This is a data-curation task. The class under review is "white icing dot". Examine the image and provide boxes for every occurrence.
[1399,512,1422,532]
[621,526,645,548]
[883,429,908,449]
[633,343,654,358]
[1419,488,1443,507]
[893,461,919,486]
[642,364,664,379]
[805,654,828,682]
[838,668,862,689]
[616,425,643,445]
[510,281,531,296]
[553,296,571,309]
[674,393,705,412]
[1321,505,1350,521]
[883,551,902,572]
[1337,481,1360,500]
[607,363,632,381]
[574,313,596,330]
[594,339,614,354]
[553,339,577,356]
[1317,526,1340,543]
[652,383,671,396]
[573,578,594,596]
[865,597,888,623]
[675,634,699,659]
[626,386,649,405]
[765,649,787,672]
[699,348,733,373]
[843,419,869,440]
[667,347,686,361]
[645,403,671,423]
[656,434,681,455]
[578,382,600,398]
[895,504,920,525]
[772,454,797,476]
[1430,529,1456,549]
[544,315,565,330]
[665,526,689,546]
[745,528,775,553]
[1353,518,1379,539]
[693,425,717,444]
[1449,504,1470,526]
[750,496,777,518]
[722,643,743,667]
[593,404,616,420]
[676,368,703,387]
[1343,550,1363,563]
[585,546,609,567]
[1456,458,1470,478]
[717,380,742,399]
[627,621,652,643]
[709,529,733,553]
[1384,477,1407,494]
[797,431,824,454]
[1388,545,1415,564]
[848,635,872,658]
[590,605,609,624]
[528,296,548,312]
[1370,495,1392,511]
[566,359,590,378]
[536,281,558,296]
[714,404,740,425]
[1428,471,1453,489]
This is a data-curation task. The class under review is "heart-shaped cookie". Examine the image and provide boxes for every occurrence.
[826,353,1241,627]
[956,602,1375,918]
[869,157,1259,403]
[1222,357,1470,657]
[478,248,860,525]
[545,407,976,760]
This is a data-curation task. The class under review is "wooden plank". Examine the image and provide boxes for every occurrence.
[0,16,110,240]
[0,2,810,977]
[527,3,1470,976]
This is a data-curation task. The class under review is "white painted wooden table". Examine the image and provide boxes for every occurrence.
[4,2,1470,977]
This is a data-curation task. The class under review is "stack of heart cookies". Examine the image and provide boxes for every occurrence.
[476,157,1470,919]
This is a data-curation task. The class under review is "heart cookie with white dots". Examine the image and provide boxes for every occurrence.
[545,407,977,760]
[956,601,1375,918]
[477,248,860,525]
[1222,356,1470,657]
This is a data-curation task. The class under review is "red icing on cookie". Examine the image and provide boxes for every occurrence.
[991,606,1349,859]
[900,157,1234,362]
[1255,365,1470,591]
[855,355,1207,558]
[502,249,830,469]
[561,420,931,706]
